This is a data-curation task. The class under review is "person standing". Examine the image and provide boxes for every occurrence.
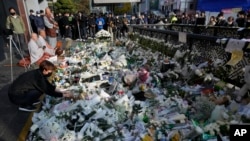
[29,9,38,34]
[96,15,105,31]
[114,15,122,39]
[106,13,114,34]
[61,12,72,39]
[88,14,96,38]
[77,11,88,40]
[44,7,58,49]
[8,60,73,112]
[236,11,246,27]
[34,11,45,32]
[121,13,129,36]
[6,7,27,55]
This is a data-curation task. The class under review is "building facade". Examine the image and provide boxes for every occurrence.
[163,0,197,14]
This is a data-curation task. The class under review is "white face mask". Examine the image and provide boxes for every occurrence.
[37,14,40,17]
[13,15,17,18]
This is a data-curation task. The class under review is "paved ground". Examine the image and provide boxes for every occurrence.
[0,49,31,141]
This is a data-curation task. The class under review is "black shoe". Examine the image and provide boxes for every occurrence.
[32,100,41,105]
[19,105,37,112]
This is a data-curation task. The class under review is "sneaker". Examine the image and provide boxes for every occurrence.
[32,100,41,105]
[19,105,37,112]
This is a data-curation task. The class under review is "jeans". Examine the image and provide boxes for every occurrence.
[8,90,42,106]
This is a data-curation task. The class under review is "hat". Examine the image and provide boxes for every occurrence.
[36,11,40,14]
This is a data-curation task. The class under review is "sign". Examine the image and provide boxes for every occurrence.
[230,124,250,140]
[222,7,242,14]
[178,32,187,43]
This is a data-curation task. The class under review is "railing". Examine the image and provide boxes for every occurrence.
[129,24,250,87]
[168,24,250,39]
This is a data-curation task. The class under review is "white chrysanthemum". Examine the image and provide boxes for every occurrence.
[95,29,111,38]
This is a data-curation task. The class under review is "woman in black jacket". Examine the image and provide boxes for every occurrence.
[8,60,73,112]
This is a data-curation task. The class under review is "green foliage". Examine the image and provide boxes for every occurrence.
[54,0,76,13]
[73,0,90,14]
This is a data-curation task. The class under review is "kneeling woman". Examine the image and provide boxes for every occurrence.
[8,60,73,112]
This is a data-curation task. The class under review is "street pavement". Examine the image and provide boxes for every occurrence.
[0,49,31,141]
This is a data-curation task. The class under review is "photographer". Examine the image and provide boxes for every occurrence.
[5,7,27,56]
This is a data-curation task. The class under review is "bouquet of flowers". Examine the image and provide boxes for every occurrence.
[203,121,229,136]
[95,29,111,40]
[190,96,216,121]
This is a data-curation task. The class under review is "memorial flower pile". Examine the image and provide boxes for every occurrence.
[26,37,250,141]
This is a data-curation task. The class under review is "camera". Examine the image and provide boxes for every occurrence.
[2,28,13,36]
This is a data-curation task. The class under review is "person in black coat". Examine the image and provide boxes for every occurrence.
[29,9,38,34]
[61,12,72,38]
[8,60,73,112]
[34,11,45,32]
[88,14,96,38]
[114,15,123,39]
[77,11,88,39]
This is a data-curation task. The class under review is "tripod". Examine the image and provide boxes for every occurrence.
[8,35,28,82]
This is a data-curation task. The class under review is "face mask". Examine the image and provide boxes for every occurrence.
[37,14,40,17]
[44,72,53,77]
[10,12,16,16]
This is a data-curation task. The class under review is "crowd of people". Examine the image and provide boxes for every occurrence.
[28,10,173,40]
[5,7,58,66]
[171,10,250,28]
[53,12,164,40]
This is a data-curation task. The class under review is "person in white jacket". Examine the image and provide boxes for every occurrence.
[37,29,55,56]
[28,33,50,65]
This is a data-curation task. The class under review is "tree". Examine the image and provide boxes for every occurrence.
[114,3,132,15]
[73,0,90,14]
[54,0,76,14]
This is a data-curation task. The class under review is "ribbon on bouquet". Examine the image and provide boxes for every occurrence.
[225,39,246,66]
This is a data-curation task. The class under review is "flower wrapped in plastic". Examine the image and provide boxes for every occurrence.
[38,117,64,140]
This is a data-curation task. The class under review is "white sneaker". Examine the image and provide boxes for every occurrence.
[19,105,37,112]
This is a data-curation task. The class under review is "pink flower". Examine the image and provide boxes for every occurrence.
[138,68,149,82]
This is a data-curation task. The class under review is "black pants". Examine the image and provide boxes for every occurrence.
[8,90,42,106]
